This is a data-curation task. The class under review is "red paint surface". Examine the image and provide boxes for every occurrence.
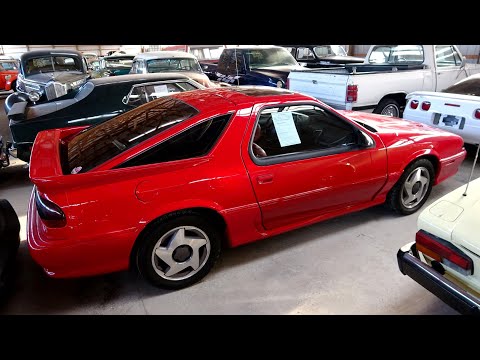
[27,88,466,278]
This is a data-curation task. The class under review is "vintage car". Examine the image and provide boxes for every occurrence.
[397,145,480,315]
[10,49,90,104]
[281,45,365,68]
[90,54,135,78]
[82,52,99,67]
[4,73,204,164]
[0,57,19,91]
[0,199,20,302]
[403,74,480,145]
[27,86,465,290]
[130,51,219,88]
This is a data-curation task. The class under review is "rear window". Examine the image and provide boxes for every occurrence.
[368,45,424,65]
[64,96,199,174]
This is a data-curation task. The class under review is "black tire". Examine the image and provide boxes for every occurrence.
[135,210,222,290]
[0,199,20,302]
[374,98,401,117]
[386,158,435,215]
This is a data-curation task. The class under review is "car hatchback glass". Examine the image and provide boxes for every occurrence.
[65,96,199,174]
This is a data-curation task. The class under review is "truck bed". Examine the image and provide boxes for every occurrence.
[293,63,427,75]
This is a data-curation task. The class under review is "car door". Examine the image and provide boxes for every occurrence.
[435,45,466,91]
[242,103,388,231]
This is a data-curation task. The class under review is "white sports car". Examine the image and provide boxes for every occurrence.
[403,74,480,145]
[398,147,480,315]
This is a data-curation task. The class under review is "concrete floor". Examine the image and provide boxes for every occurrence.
[0,93,476,315]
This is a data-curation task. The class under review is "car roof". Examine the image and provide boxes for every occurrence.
[103,54,136,60]
[133,51,197,60]
[168,86,310,112]
[89,72,193,86]
[20,49,84,61]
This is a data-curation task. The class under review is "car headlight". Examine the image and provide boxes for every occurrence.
[28,91,41,102]
[5,75,11,81]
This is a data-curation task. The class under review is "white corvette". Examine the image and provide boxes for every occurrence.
[398,146,480,315]
[403,74,480,145]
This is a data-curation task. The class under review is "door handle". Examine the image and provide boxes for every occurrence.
[257,174,274,184]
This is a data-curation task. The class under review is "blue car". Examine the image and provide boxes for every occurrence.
[201,46,305,88]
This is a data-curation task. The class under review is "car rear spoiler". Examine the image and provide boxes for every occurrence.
[7,101,28,121]
[29,127,86,189]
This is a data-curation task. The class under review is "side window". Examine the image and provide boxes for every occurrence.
[217,50,244,74]
[116,114,232,168]
[251,105,357,160]
[435,45,460,67]
[297,47,315,60]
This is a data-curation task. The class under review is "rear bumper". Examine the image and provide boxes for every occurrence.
[397,242,480,315]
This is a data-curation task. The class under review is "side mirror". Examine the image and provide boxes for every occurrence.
[358,130,374,148]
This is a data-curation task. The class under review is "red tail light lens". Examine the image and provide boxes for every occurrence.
[416,230,473,275]
[474,109,480,119]
[410,100,419,109]
[346,84,358,102]
[421,101,431,111]
[34,188,66,228]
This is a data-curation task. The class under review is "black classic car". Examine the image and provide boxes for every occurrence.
[4,73,204,163]
[10,49,90,105]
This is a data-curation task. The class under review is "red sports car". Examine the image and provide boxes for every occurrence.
[0,58,18,91]
[27,87,466,289]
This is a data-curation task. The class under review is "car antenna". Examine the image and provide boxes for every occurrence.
[234,47,240,86]
[463,143,480,196]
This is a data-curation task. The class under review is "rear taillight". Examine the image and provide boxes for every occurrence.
[346,84,358,102]
[410,100,419,109]
[416,230,473,276]
[474,109,480,119]
[34,188,66,228]
[421,101,431,111]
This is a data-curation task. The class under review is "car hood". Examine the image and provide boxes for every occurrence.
[417,176,480,256]
[253,65,305,81]
[25,71,86,85]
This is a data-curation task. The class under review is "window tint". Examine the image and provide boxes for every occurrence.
[368,45,424,64]
[116,113,231,168]
[217,50,245,74]
[65,97,199,173]
[146,58,202,73]
[435,45,462,67]
[443,76,480,96]
[252,105,357,159]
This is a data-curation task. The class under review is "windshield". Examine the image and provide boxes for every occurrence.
[313,45,348,57]
[146,58,202,73]
[247,48,298,68]
[443,76,480,96]
[24,55,84,75]
[368,45,424,65]
[65,96,199,173]
[0,61,18,71]
[104,56,134,68]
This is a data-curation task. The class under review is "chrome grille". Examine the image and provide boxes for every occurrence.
[45,81,67,101]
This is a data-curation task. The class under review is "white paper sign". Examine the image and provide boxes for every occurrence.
[271,112,301,147]
[149,84,169,98]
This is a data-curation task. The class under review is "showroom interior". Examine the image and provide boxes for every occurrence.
[1,44,480,315]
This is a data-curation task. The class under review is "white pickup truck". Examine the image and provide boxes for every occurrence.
[287,45,480,117]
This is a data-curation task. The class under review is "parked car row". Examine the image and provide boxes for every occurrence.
[2,46,480,316]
